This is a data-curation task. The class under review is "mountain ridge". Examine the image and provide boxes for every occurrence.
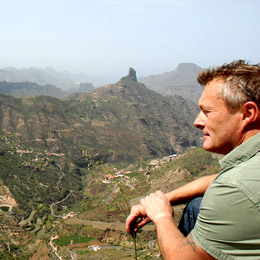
[0,67,105,90]
[139,63,204,104]
[0,69,201,163]
[0,81,68,98]
[0,63,205,103]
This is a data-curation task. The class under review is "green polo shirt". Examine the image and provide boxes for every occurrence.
[193,133,260,260]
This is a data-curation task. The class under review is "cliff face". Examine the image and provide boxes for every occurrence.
[139,63,204,104]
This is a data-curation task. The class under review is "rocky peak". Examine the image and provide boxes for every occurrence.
[176,63,202,73]
[128,68,137,81]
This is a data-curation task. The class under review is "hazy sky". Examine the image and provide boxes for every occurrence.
[0,0,259,82]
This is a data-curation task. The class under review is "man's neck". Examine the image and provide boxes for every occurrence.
[241,129,260,145]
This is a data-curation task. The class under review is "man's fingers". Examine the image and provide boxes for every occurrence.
[126,215,149,234]
[126,214,136,234]
[126,193,170,234]
[135,217,151,229]
[126,204,148,234]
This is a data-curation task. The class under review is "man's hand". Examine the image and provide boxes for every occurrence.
[126,204,151,234]
[140,190,173,224]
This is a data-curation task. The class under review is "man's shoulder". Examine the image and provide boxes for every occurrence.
[194,168,260,260]
[217,152,260,191]
[217,151,260,176]
[219,133,260,170]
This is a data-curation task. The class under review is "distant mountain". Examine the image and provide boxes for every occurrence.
[0,68,201,163]
[67,82,94,93]
[139,63,204,104]
[0,67,105,91]
[65,68,201,158]
[0,81,68,98]
[43,67,105,87]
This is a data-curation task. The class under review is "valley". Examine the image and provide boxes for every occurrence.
[0,69,221,259]
[0,130,220,259]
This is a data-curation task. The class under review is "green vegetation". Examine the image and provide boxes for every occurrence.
[126,172,140,178]
[0,147,82,214]
[0,207,10,212]
[153,148,220,177]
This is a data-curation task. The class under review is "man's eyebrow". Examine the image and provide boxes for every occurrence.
[199,103,213,110]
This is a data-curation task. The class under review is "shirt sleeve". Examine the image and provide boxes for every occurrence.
[192,180,260,260]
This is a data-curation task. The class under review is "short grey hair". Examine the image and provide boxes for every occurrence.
[198,60,260,112]
[221,76,253,112]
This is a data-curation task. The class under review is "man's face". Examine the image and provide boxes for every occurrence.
[194,79,243,154]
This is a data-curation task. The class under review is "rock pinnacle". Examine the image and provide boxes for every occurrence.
[128,68,137,81]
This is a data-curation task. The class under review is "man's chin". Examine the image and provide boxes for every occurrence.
[202,143,215,153]
[203,144,227,155]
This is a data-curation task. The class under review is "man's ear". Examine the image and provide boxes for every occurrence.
[241,101,259,125]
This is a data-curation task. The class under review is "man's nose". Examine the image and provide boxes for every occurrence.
[194,111,205,130]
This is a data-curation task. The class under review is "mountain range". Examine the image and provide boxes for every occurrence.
[0,66,103,91]
[0,81,95,99]
[0,69,201,163]
[0,63,204,103]
[0,81,68,99]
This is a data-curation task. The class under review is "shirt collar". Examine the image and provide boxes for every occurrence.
[219,133,260,171]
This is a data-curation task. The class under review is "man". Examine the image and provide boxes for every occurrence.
[126,60,260,259]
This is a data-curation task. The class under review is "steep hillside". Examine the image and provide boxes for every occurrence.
[139,63,204,104]
[0,69,201,163]
[65,70,201,159]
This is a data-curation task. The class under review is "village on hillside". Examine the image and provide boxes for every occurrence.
[101,154,179,184]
